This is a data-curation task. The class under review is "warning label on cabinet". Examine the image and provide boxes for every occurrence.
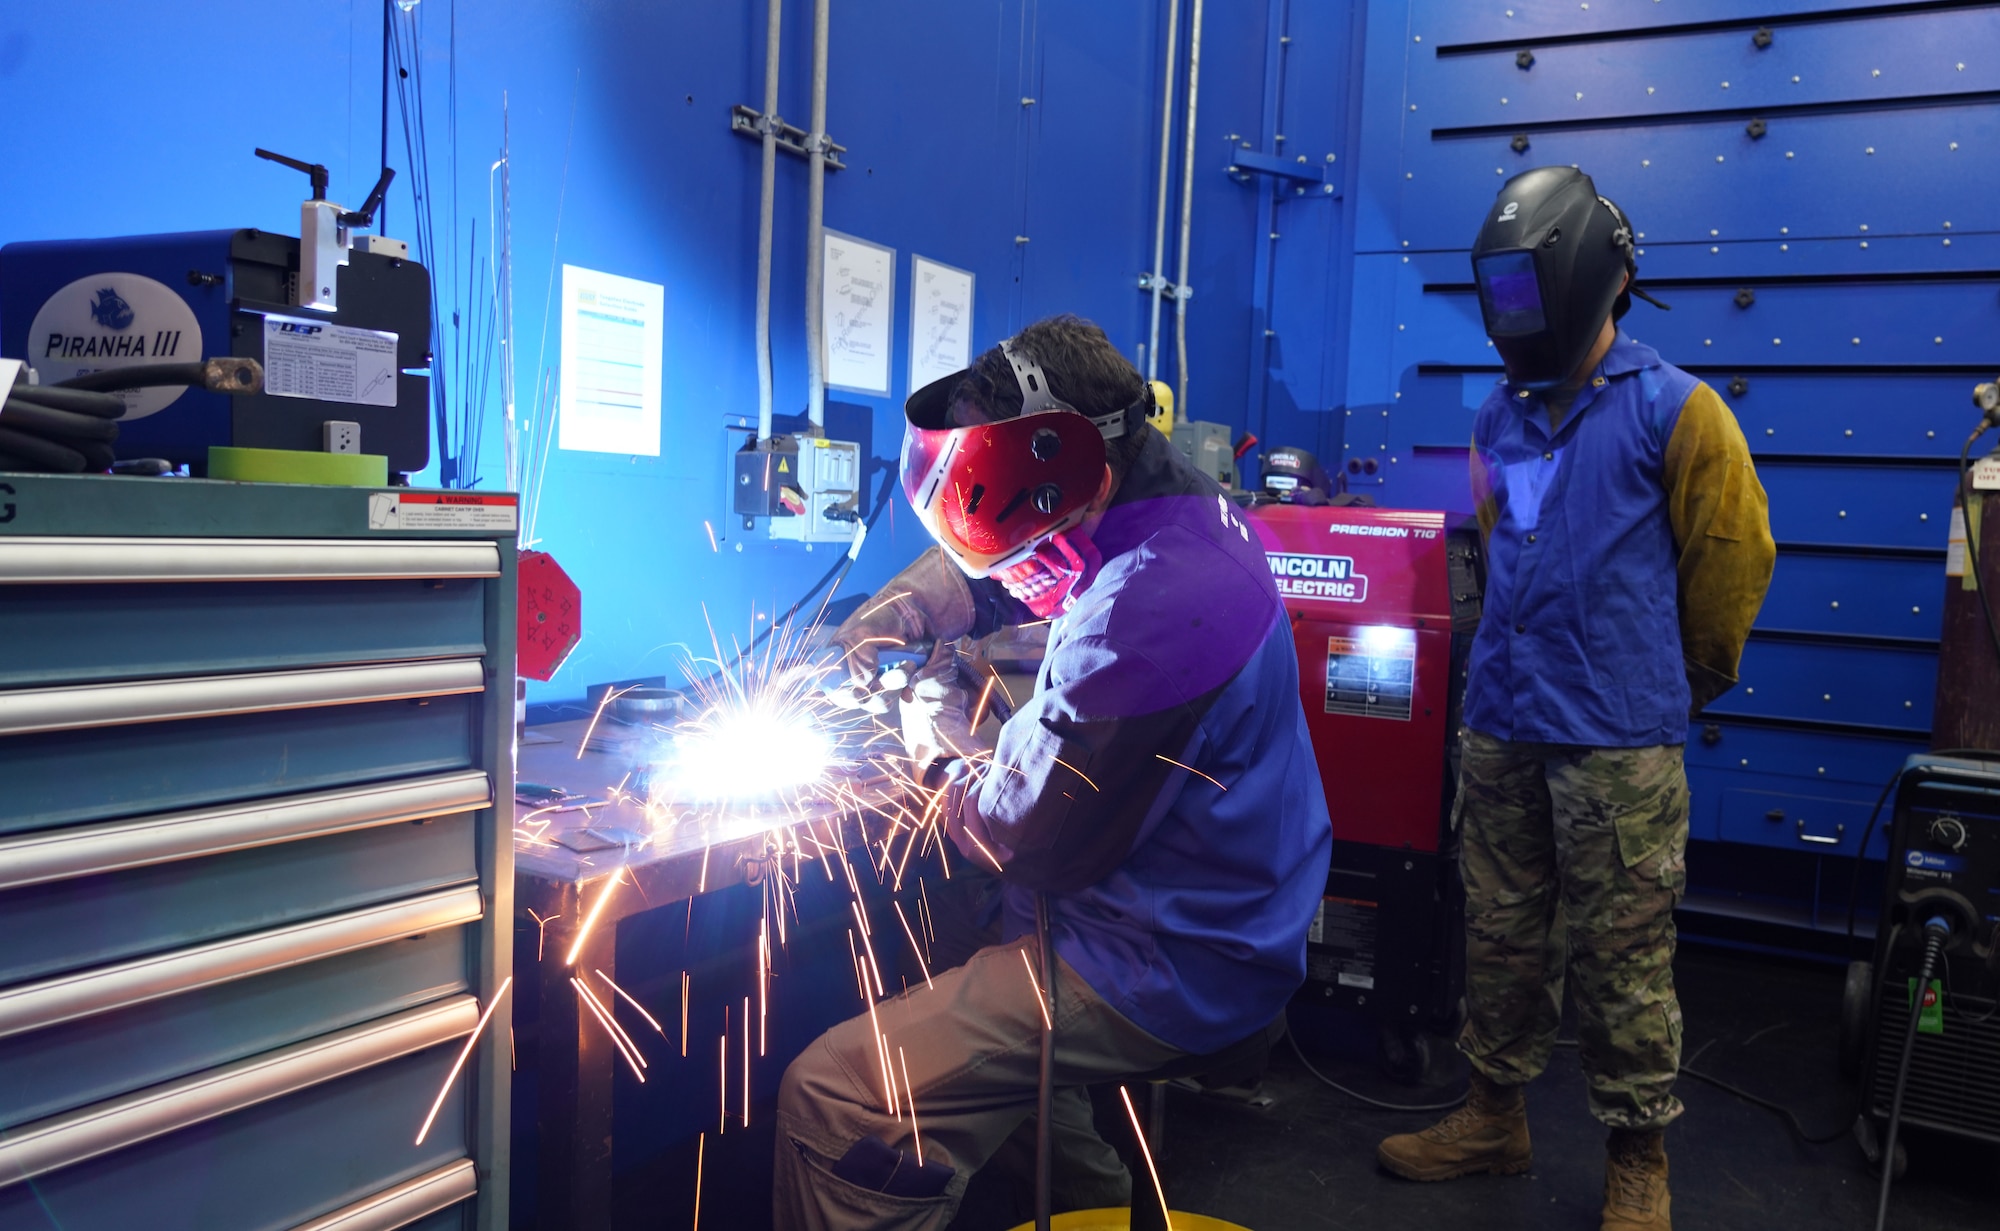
[1324,630,1417,721]
[1306,895,1379,990]
[369,492,517,531]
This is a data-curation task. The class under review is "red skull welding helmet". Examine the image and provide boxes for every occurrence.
[900,338,1137,578]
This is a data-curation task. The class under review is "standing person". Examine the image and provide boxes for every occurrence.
[1376,167,1775,1231]
[774,315,1332,1230]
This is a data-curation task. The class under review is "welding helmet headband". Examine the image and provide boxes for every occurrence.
[1471,166,1645,390]
[900,337,1140,578]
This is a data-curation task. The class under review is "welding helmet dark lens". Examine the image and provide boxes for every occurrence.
[1475,251,1546,336]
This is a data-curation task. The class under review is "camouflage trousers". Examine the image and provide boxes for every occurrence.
[1455,728,1689,1130]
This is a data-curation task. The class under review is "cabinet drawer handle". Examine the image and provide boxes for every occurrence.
[286,1159,477,1231]
[0,771,491,892]
[0,996,477,1190]
[0,537,501,584]
[0,885,482,1041]
[1795,819,1845,846]
[0,659,485,737]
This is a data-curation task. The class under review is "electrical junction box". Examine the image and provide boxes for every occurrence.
[0,229,431,474]
[769,434,862,543]
[1172,420,1237,489]
[733,433,862,543]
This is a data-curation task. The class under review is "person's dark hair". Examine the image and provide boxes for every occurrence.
[947,314,1152,477]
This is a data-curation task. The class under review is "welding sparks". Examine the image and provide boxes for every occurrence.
[574,978,647,1081]
[565,872,622,966]
[1156,753,1227,791]
[416,978,513,1145]
[899,1046,924,1160]
[1021,949,1052,1031]
[594,968,667,1038]
[1121,1086,1173,1229]
[703,520,718,552]
[527,909,559,961]
[856,590,913,621]
[693,1131,705,1231]
[743,995,752,1128]
[681,971,691,1057]
[893,900,934,989]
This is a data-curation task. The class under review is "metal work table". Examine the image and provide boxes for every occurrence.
[511,715,901,1230]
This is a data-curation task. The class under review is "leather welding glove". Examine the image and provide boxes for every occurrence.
[896,661,986,784]
[828,547,977,713]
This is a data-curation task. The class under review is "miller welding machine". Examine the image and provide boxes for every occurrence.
[1246,498,1484,1071]
[1841,754,2000,1177]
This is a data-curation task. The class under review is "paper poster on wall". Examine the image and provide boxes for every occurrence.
[559,264,664,456]
[909,255,974,392]
[822,230,895,396]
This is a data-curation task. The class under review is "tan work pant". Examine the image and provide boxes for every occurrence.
[774,936,1186,1231]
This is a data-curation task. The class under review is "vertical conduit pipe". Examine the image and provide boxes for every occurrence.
[755,0,783,443]
[1146,0,1182,384]
[804,0,831,432]
[1173,0,1205,422]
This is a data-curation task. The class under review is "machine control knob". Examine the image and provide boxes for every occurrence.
[1929,816,1968,852]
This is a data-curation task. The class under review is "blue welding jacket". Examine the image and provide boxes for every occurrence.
[1462,333,1700,747]
[944,428,1333,1056]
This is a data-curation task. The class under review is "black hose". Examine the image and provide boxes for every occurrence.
[55,362,214,395]
[0,425,85,473]
[1034,890,1056,1231]
[5,384,126,418]
[1874,920,1952,1231]
[0,399,120,441]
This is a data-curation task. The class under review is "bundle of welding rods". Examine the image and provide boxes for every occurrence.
[0,373,122,473]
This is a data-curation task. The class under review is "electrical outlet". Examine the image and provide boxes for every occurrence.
[323,420,361,454]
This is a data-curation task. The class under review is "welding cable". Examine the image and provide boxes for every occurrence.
[1280,1012,1465,1113]
[1874,916,1954,1231]
[4,383,127,417]
[677,464,900,694]
[0,399,121,441]
[55,361,233,395]
[0,425,88,473]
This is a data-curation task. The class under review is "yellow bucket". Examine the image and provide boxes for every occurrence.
[1006,1211,1252,1231]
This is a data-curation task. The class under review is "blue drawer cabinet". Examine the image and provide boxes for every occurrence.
[0,475,513,1231]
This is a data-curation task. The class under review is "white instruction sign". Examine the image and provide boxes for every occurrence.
[368,491,518,531]
[559,265,665,456]
[1972,452,2000,491]
[823,230,895,396]
[263,314,398,407]
[909,255,973,392]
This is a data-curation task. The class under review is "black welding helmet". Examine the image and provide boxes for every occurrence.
[1260,446,1332,503]
[1470,166,1664,390]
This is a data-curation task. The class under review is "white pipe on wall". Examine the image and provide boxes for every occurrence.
[1146,0,1181,384]
[1173,0,1204,422]
[804,0,830,431]
[755,0,783,443]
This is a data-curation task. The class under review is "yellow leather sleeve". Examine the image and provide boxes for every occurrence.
[1664,383,1776,713]
[1468,433,1498,542]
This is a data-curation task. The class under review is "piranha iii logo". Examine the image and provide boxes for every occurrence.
[89,287,135,331]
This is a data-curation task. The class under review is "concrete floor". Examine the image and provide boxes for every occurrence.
[951,944,1998,1231]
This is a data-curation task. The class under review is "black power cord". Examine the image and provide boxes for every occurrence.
[1874,916,1954,1231]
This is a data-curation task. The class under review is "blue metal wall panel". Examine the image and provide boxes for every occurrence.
[1410,0,1911,44]
[1412,8,2000,131]
[1715,639,1936,731]
[1757,463,1957,550]
[1761,553,1945,640]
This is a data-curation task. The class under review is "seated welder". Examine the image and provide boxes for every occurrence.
[773,315,1333,1230]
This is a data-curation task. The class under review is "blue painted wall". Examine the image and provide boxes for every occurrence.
[0,0,1339,709]
[1321,0,2000,936]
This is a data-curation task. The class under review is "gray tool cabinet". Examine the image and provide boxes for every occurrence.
[0,474,513,1231]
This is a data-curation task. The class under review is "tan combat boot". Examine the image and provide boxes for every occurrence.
[1377,1071,1533,1182]
[1601,1128,1671,1230]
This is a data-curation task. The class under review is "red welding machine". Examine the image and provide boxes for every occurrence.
[1247,502,1485,1070]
